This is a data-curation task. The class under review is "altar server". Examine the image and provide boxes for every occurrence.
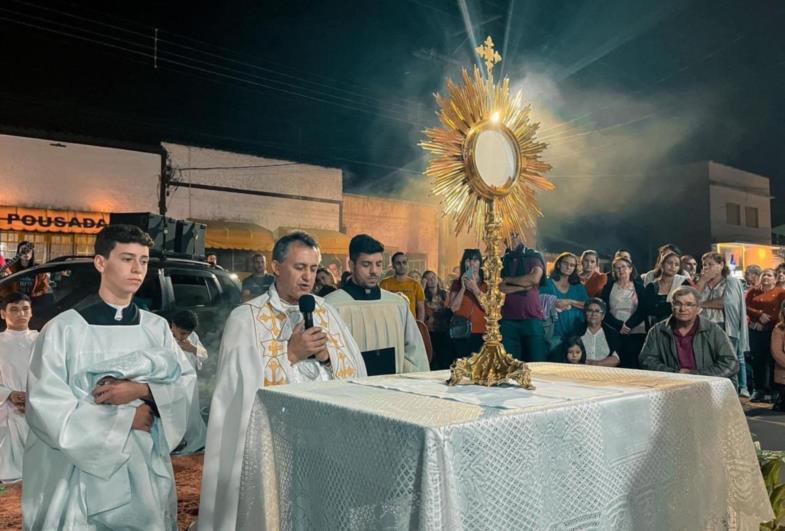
[325,234,429,375]
[170,309,208,454]
[199,231,366,531]
[0,292,37,482]
[23,225,196,531]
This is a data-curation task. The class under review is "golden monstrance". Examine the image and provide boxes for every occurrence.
[420,36,554,387]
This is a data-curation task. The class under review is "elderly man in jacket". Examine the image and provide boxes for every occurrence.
[639,286,739,385]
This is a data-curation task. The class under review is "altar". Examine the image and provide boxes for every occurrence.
[236,363,772,530]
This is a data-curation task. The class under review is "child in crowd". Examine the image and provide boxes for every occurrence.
[564,337,587,365]
[170,309,208,453]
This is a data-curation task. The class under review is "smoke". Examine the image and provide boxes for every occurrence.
[347,0,723,263]
[512,66,715,257]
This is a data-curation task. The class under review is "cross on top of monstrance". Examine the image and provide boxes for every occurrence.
[475,36,502,75]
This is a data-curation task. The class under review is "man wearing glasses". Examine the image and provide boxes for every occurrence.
[0,292,38,482]
[639,286,739,384]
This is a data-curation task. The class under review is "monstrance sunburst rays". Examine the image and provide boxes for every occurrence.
[420,43,554,241]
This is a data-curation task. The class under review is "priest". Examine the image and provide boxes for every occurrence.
[325,234,429,375]
[199,231,366,531]
[23,225,196,530]
[0,292,38,482]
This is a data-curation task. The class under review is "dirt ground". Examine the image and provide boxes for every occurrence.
[0,454,203,530]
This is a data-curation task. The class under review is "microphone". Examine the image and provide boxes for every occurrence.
[298,294,316,329]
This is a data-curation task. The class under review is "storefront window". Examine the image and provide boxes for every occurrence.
[49,234,73,261]
[0,232,48,264]
[73,234,96,256]
[0,231,97,265]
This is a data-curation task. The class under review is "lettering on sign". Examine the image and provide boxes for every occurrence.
[0,206,110,234]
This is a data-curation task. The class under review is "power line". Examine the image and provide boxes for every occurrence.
[6,0,418,115]
[0,8,424,126]
[0,6,415,121]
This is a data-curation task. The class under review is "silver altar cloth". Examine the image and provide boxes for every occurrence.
[238,363,772,530]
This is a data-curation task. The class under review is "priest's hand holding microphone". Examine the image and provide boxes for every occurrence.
[287,295,330,365]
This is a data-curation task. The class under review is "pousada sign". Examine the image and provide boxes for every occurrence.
[0,206,110,234]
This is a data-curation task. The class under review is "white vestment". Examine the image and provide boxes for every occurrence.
[325,288,430,373]
[0,328,38,481]
[198,283,366,531]
[23,301,196,531]
[176,330,208,454]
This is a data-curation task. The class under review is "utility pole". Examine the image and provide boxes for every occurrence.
[159,152,171,216]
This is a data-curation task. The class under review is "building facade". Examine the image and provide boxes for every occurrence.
[162,142,344,272]
[707,161,772,244]
[0,133,348,274]
[0,132,161,262]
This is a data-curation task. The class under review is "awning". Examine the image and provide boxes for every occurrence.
[195,219,275,251]
[275,226,350,255]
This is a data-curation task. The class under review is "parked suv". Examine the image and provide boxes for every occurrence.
[0,255,241,347]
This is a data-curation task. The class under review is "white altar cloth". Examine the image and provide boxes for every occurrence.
[237,363,772,530]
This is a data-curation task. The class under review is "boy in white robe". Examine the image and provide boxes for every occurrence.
[325,234,429,375]
[170,309,208,454]
[199,231,366,531]
[0,292,38,482]
[23,224,196,531]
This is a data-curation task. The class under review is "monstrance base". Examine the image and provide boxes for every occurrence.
[447,342,534,388]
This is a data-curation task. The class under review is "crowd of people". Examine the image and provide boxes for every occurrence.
[2,225,785,529]
[406,239,785,411]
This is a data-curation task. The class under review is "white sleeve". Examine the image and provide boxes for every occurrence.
[26,320,135,479]
[189,331,209,370]
[402,306,430,373]
[147,325,197,452]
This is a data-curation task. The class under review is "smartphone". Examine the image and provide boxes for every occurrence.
[465,267,474,280]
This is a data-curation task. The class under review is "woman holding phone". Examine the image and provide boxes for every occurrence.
[447,249,488,359]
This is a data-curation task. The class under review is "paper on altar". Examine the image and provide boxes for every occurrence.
[348,373,644,411]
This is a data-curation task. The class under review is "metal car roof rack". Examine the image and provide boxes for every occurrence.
[47,255,92,262]
[46,250,215,266]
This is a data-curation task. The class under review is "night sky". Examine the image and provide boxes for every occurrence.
[2,0,785,235]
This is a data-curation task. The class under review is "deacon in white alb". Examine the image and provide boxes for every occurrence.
[199,231,366,531]
[0,292,38,482]
[23,225,196,531]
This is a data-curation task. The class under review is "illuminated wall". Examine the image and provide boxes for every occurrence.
[342,193,440,275]
[0,133,161,212]
[342,193,533,281]
[163,142,342,232]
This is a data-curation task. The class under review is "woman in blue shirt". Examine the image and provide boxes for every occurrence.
[541,252,589,349]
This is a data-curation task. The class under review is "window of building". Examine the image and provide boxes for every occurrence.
[745,206,759,228]
[0,231,97,266]
[726,203,741,226]
[0,231,49,263]
[49,234,74,261]
[74,234,97,256]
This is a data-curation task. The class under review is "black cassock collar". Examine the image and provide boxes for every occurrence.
[74,295,141,326]
[341,278,382,301]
